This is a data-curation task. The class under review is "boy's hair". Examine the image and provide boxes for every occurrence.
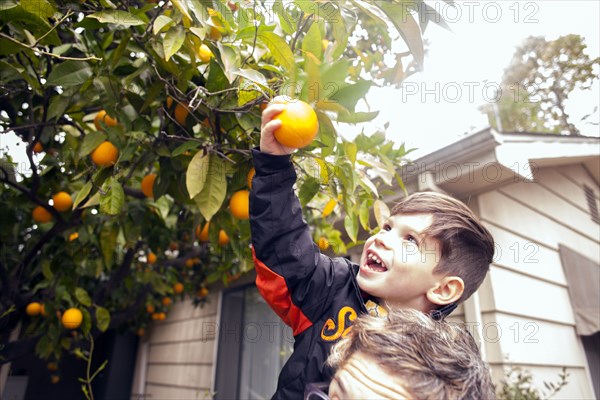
[391,191,494,303]
[327,308,495,400]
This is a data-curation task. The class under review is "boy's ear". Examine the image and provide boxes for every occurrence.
[426,276,464,306]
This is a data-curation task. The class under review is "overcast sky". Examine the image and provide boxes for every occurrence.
[353,0,600,158]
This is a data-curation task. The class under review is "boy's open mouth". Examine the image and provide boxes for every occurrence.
[365,250,388,272]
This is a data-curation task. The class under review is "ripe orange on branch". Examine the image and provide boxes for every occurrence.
[273,100,319,149]
[26,302,43,316]
[230,190,250,219]
[52,191,72,212]
[141,173,157,198]
[197,222,210,242]
[91,141,119,167]
[94,110,118,131]
[32,206,52,223]
[61,308,83,329]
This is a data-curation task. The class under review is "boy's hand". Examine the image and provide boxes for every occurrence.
[260,98,295,156]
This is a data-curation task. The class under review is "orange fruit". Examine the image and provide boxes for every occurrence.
[33,142,43,153]
[147,251,157,264]
[151,312,160,320]
[94,110,118,131]
[69,232,79,241]
[197,222,210,242]
[197,44,214,63]
[322,198,337,218]
[318,236,330,251]
[26,302,43,316]
[141,173,157,198]
[50,375,60,384]
[52,191,72,212]
[137,327,145,336]
[247,167,255,189]
[273,100,319,149]
[173,282,184,294]
[218,230,229,246]
[197,287,209,298]
[185,258,195,268]
[174,103,189,126]
[91,141,119,167]
[32,206,52,223]
[61,308,83,330]
[47,362,58,372]
[230,190,250,219]
[146,304,155,314]
[158,312,166,320]
[162,297,172,306]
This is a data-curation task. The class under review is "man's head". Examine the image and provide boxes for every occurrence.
[325,309,495,400]
[357,191,494,312]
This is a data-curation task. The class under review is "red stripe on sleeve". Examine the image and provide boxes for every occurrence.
[252,247,313,336]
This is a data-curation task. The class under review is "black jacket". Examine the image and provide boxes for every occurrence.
[250,148,367,399]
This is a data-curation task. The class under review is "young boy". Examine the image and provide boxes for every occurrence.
[250,102,495,399]
[323,308,495,400]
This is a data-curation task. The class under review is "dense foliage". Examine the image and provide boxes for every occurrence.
[0,0,450,370]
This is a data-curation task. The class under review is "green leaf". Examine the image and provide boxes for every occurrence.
[337,111,379,124]
[376,3,424,68]
[88,11,145,26]
[238,81,262,106]
[46,61,93,87]
[41,259,53,280]
[100,177,124,215]
[163,25,186,61]
[344,213,358,243]
[36,335,53,359]
[316,112,337,158]
[173,141,201,157]
[343,142,357,165]
[110,33,131,71]
[81,308,92,336]
[359,200,370,231]
[302,22,322,60]
[298,176,321,205]
[194,155,227,221]
[46,95,70,121]
[75,288,92,307]
[330,80,372,111]
[258,32,295,72]
[21,0,55,20]
[95,306,111,332]
[373,199,390,229]
[99,221,119,268]
[186,151,210,199]
[79,132,106,158]
[153,15,174,35]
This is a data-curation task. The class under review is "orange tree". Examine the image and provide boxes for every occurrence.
[0,0,450,371]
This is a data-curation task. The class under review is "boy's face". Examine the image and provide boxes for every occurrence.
[357,213,442,310]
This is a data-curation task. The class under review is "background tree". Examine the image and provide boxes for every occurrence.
[0,0,451,385]
[481,34,599,135]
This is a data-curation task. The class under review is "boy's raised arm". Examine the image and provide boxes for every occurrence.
[249,102,335,336]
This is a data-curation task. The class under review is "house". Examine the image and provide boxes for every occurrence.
[131,129,600,399]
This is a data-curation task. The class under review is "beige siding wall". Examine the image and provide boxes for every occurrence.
[477,163,599,399]
[131,293,220,400]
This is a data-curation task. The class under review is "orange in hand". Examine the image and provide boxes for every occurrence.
[273,100,319,149]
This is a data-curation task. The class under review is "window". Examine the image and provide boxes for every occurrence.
[214,284,293,399]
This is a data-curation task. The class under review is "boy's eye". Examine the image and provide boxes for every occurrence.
[405,235,417,244]
[382,223,391,231]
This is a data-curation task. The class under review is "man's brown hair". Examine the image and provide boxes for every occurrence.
[392,191,495,303]
[327,308,496,400]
